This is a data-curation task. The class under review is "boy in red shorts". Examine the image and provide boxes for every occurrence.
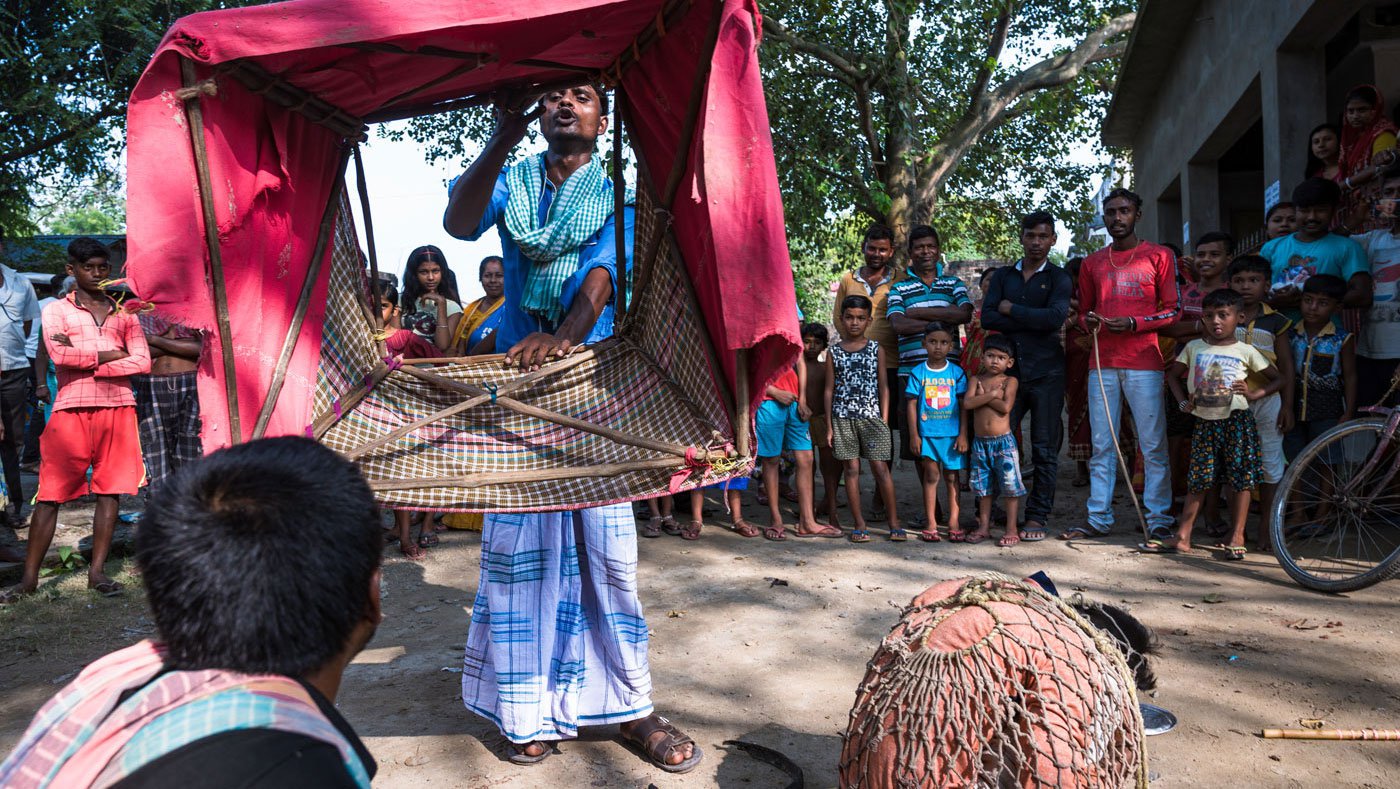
[1,238,150,602]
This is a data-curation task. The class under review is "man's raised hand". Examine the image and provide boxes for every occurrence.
[492,89,544,142]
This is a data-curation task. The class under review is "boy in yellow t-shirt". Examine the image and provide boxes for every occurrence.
[1150,288,1283,560]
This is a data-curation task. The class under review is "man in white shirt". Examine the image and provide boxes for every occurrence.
[0,257,41,528]
[22,274,68,471]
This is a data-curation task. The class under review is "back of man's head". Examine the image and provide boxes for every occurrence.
[136,437,382,677]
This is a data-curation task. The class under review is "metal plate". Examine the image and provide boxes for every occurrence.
[1141,702,1178,736]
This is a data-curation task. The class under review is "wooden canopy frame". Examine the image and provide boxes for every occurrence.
[173,0,754,493]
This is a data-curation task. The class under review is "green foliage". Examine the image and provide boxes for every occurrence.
[39,546,85,578]
[760,0,1135,286]
[0,1,256,235]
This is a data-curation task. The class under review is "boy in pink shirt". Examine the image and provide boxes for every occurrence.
[3,238,150,601]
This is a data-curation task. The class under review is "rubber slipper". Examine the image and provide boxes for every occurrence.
[1058,527,1098,541]
[661,516,682,537]
[848,529,871,543]
[918,530,942,543]
[1136,541,1181,554]
[730,520,760,538]
[948,530,967,543]
[997,534,1020,548]
[888,528,908,542]
[762,525,787,541]
[89,580,125,597]
[508,742,553,765]
[1222,545,1247,561]
[1021,523,1048,542]
[680,521,702,541]
[964,532,988,545]
[792,526,842,538]
[640,517,663,538]
[417,533,440,548]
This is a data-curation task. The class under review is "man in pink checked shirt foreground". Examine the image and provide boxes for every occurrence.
[0,238,151,603]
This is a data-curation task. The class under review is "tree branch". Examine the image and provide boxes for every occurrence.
[855,79,885,177]
[914,11,1136,208]
[967,2,1014,110]
[0,104,124,166]
[762,16,866,82]
[779,143,882,220]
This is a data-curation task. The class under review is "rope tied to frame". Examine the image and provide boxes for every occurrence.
[668,444,744,493]
[485,382,498,403]
[174,79,217,102]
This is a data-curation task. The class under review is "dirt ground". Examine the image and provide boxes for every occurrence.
[4,458,1400,789]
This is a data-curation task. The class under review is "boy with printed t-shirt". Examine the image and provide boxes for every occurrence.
[904,322,968,543]
[1263,177,1370,322]
[1154,288,1283,560]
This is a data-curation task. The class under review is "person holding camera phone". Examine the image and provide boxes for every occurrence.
[399,245,463,353]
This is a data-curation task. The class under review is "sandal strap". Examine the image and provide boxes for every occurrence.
[627,715,694,763]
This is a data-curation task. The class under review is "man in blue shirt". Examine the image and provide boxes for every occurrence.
[443,85,699,774]
[980,211,1072,541]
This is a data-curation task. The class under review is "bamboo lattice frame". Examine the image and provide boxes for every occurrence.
[177,0,753,510]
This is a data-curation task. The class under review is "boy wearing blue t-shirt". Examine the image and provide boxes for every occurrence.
[1262,177,1370,323]
[904,322,968,542]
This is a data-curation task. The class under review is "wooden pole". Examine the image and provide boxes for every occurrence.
[180,57,243,445]
[395,363,703,460]
[612,87,629,327]
[251,146,352,440]
[343,348,599,459]
[307,362,391,439]
[351,144,385,336]
[734,348,751,459]
[368,456,682,492]
[1262,729,1400,740]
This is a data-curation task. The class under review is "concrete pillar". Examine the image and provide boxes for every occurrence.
[1182,162,1220,245]
[1261,48,1327,208]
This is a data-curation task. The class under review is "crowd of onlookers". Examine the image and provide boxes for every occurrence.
[651,85,1400,560]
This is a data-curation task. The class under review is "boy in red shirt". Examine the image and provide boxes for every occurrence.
[2,238,150,601]
[756,342,836,540]
[1069,188,1180,543]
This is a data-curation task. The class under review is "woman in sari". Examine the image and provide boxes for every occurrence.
[1305,122,1343,183]
[454,255,507,354]
[1338,85,1399,233]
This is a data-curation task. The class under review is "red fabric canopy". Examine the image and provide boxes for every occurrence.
[126,0,798,449]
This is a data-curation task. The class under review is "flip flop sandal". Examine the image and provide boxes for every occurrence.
[762,525,787,541]
[792,525,842,538]
[964,532,988,545]
[997,534,1021,548]
[508,742,553,765]
[1058,526,1098,541]
[1020,525,1048,542]
[0,585,31,605]
[640,517,663,538]
[680,521,703,541]
[417,533,440,548]
[918,529,942,542]
[730,519,760,538]
[661,516,682,537]
[887,528,909,542]
[947,530,968,543]
[1136,541,1182,554]
[89,580,125,597]
[620,715,704,775]
[1223,545,1247,561]
[848,530,871,543]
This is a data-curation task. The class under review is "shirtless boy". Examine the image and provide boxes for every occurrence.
[961,335,1026,546]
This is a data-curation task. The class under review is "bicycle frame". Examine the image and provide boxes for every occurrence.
[1337,406,1400,499]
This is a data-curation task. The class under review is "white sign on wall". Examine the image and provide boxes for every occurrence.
[1265,180,1281,213]
[1182,221,1191,247]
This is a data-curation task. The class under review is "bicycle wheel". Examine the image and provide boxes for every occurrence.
[1271,417,1400,592]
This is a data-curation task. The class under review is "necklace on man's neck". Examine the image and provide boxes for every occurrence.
[1107,241,1141,270]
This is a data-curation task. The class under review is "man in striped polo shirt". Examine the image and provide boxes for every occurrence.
[888,225,973,470]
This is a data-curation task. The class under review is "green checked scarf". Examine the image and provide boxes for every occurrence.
[505,153,617,324]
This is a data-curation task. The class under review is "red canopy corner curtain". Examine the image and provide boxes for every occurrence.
[124,0,800,511]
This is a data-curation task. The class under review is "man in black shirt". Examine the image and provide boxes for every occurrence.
[980,211,1073,541]
[1,438,380,787]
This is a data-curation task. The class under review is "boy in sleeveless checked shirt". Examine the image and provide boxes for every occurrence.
[824,295,900,542]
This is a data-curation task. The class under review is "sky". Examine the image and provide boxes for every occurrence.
[344,123,500,305]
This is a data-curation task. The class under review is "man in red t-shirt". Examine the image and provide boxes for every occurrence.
[1068,188,1180,542]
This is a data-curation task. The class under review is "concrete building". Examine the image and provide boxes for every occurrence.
[1103,0,1400,252]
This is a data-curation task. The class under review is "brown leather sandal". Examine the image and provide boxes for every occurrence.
[619,714,703,774]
